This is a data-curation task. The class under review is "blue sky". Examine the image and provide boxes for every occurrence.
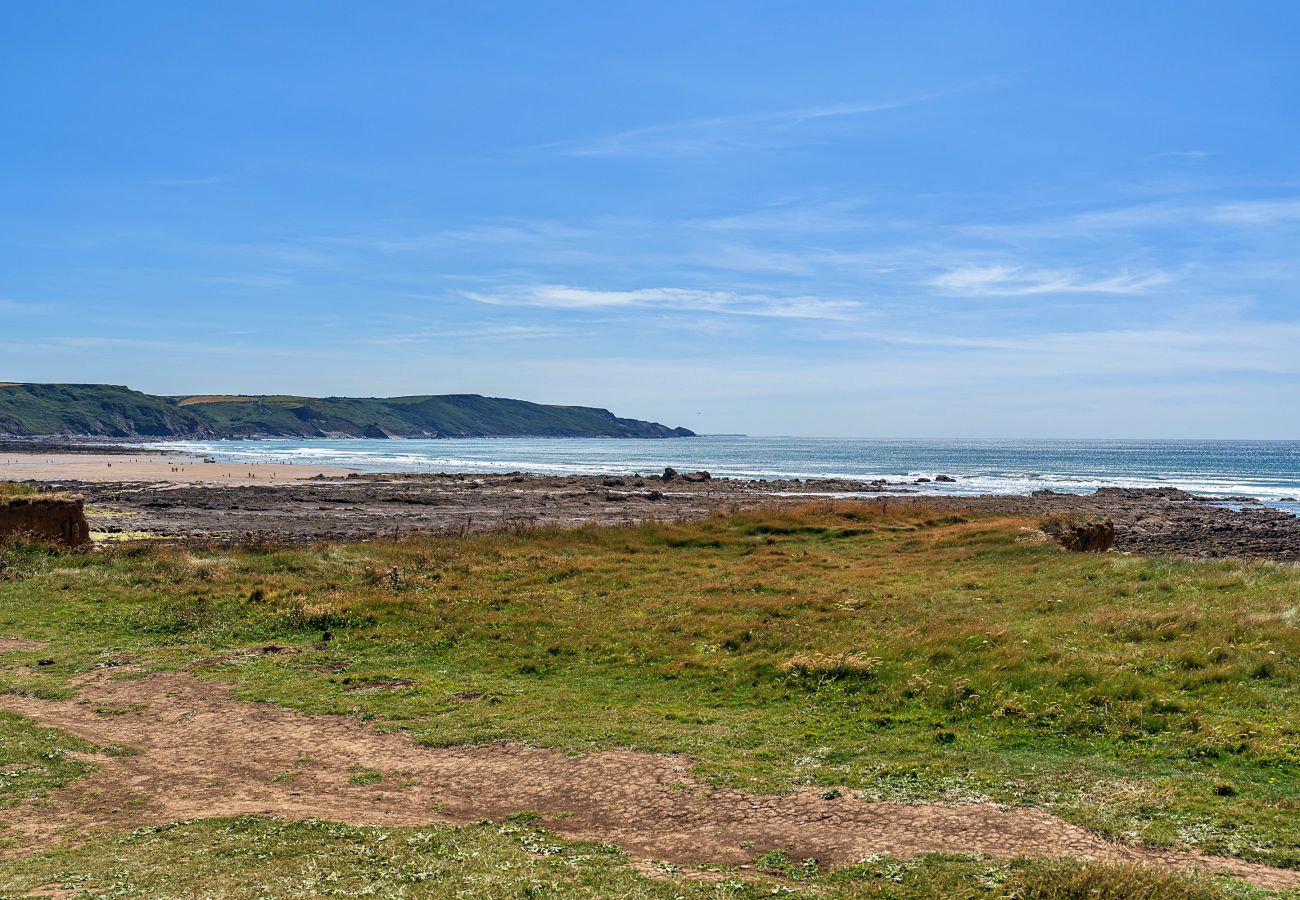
[2,1,1298,437]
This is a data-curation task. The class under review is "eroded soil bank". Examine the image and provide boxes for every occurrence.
[0,496,89,547]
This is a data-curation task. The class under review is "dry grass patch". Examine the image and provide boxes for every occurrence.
[176,395,262,406]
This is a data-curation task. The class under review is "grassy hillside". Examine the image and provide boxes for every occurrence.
[0,383,693,439]
[0,383,210,438]
[185,393,695,438]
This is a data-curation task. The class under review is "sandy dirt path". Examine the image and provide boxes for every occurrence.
[1,670,1297,890]
[0,452,352,485]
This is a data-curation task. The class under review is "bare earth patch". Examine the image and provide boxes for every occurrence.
[175,395,262,406]
[0,639,48,654]
[2,671,1297,890]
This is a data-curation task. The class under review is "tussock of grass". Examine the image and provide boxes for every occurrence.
[781,651,882,679]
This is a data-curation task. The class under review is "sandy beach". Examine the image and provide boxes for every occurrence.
[0,451,353,485]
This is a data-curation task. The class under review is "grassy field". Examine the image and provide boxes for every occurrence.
[1,502,1298,896]
[0,818,1234,899]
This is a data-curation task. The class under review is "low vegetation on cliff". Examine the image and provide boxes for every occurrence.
[0,383,695,439]
[0,482,36,502]
[1,503,1298,895]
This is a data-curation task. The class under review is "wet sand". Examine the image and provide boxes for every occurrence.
[0,452,353,485]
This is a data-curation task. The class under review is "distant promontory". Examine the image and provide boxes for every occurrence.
[0,383,695,440]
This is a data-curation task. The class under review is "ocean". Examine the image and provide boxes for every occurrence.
[150,436,1300,515]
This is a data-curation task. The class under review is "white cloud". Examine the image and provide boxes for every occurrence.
[930,265,1168,296]
[463,285,859,320]
[564,91,954,158]
[370,324,568,345]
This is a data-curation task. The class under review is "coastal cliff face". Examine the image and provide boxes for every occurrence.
[0,383,695,440]
[0,495,90,547]
[0,384,213,438]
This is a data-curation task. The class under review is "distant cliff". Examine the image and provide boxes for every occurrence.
[0,383,696,439]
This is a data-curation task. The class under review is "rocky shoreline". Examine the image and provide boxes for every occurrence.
[924,486,1300,561]
[17,471,1297,561]
[0,439,169,455]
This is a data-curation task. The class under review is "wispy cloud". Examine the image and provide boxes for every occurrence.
[54,336,257,353]
[857,321,1300,373]
[966,197,1300,240]
[464,285,859,320]
[1205,199,1300,225]
[564,90,956,158]
[208,273,299,291]
[1077,199,1300,230]
[930,265,1169,296]
[1145,149,1215,162]
[43,335,394,365]
[370,324,568,345]
[151,174,227,187]
[0,297,53,315]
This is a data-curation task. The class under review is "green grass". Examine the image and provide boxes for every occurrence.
[0,817,1247,899]
[1,502,1299,893]
[0,482,43,510]
[0,482,36,500]
[0,712,96,816]
[0,484,79,509]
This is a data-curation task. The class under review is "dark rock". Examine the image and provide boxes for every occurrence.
[1044,518,1116,552]
[662,467,678,481]
[914,477,931,484]
[934,474,957,483]
[601,478,625,487]
[1094,487,1196,501]
[682,470,712,482]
